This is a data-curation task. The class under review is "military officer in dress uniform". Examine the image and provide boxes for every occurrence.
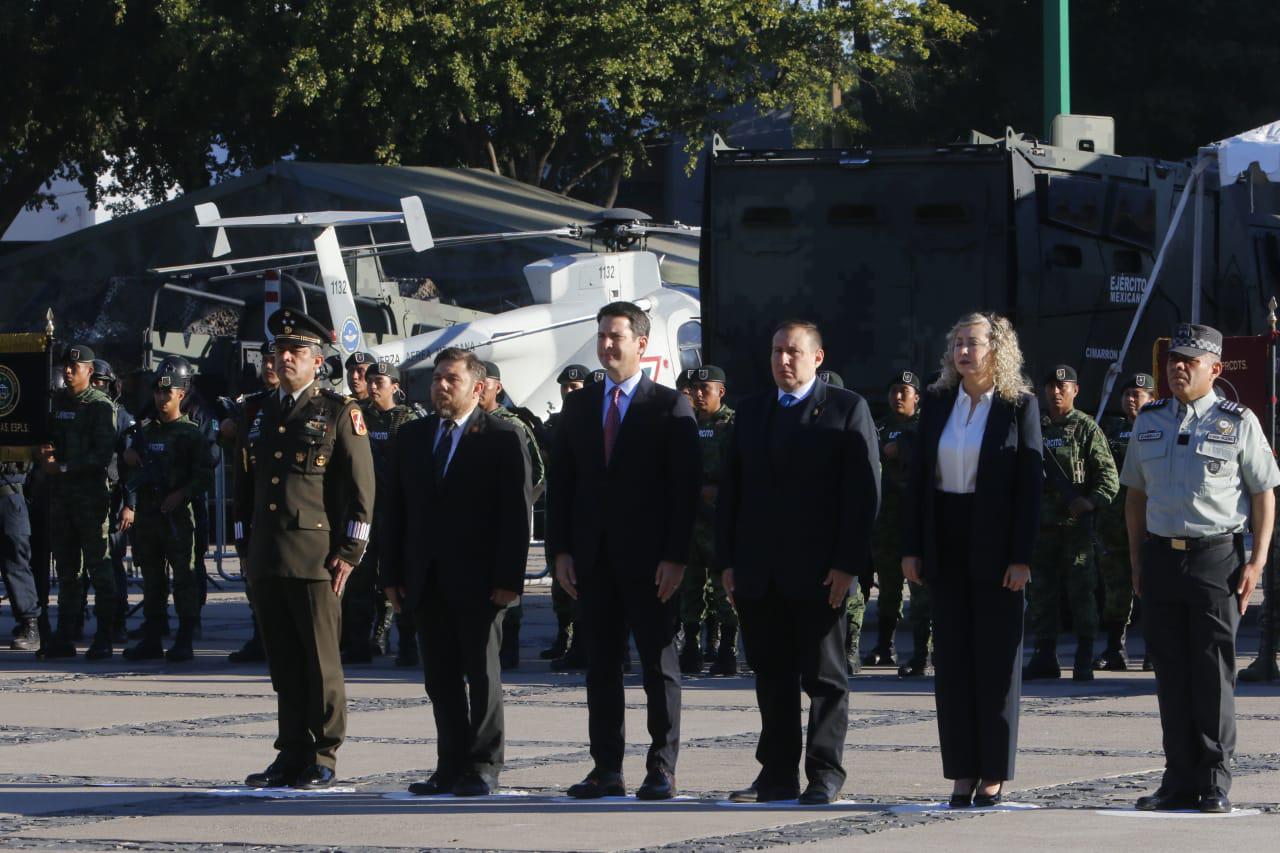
[1024,365,1118,682]
[1095,373,1156,671]
[1124,323,1280,813]
[675,365,737,675]
[236,310,376,790]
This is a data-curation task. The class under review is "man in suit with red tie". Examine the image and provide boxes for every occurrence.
[381,348,531,797]
[549,301,701,800]
[718,320,881,805]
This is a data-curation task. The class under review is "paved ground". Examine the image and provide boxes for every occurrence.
[2,566,1279,851]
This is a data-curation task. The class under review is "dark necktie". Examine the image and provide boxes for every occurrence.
[603,386,622,463]
[433,420,455,483]
[280,394,295,417]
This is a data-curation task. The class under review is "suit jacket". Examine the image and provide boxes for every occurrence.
[546,375,700,580]
[716,379,881,600]
[234,383,376,580]
[380,409,531,610]
[900,385,1044,582]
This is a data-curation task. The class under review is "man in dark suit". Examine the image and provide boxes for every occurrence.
[381,348,531,797]
[235,309,376,790]
[548,301,700,800]
[718,320,881,805]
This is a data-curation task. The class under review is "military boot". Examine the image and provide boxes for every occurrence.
[85,630,114,661]
[394,615,419,668]
[1093,625,1128,672]
[541,617,570,660]
[123,626,164,661]
[1072,638,1095,681]
[500,621,520,671]
[846,627,862,676]
[708,624,738,676]
[704,614,720,659]
[1022,644,1061,680]
[166,620,195,663]
[1238,654,1278,683]
[11,618,40,651]
[129,617,169,640]
[863,621,898,667]
[228,633,266,663]
[371,602,394,656]
[551,636,587,671]
[678,623,704,674]
[44,618,78,659]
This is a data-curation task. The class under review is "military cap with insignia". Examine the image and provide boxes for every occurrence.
[1120,372,1155,392]
[888,370,920,391]
[365,361,399,382]
[1170,323,1223,358]
[685,365,726,385]
[1042,364,1078,385]
[588,369,606,385]
[481,360,501,381]
[260,339,276,355]
[817,369,844,389]
[268,309,332,348]
[557,364,591,384]
[63,343,96,365]
[345,351,375,369]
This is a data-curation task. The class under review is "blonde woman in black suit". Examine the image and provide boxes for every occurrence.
[900,312,1043,808]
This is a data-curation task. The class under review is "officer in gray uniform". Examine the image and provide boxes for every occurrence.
[1122,323,1280,813]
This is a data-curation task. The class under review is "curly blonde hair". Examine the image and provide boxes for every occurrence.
[930,312,1032,403]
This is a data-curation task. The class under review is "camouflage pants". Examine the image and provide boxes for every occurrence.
[51,480,114,633]
[341,546,381,648]
[1029,524,1098,645]
[1097,510,1133,629]
[677,565,738,627]
[846,585,865,649]
[133,506,199,623]
[904,581,933,661]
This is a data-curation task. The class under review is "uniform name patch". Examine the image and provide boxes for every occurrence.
[1205,432,1237,444]
[1044,438,1066,448]
[1137,430,1163,441]
[55,411,75,420]
[698,428,715,439]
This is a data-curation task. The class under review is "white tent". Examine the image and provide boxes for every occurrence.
[1096,119,1280,419]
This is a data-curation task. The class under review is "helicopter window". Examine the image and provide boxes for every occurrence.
[742,207,794,228]
[1108,184,1157,250]
[410,322,444,336]
[1049,244,1083,268]
[913,204,968,224]
[1113,249,1142,274]
[677,321,703,372]
[1045,176,1106,236]
[827,205,878,226]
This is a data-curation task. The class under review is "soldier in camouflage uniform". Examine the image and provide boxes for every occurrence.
[480,361,545,671]
[861,371,932,676]
[341,361,419,664]
[1095,372,1155,672]
[39,344,119,660]
[346,352,375,404]
[91,359,135,643]
[675,365,738,675]
[1024,365,1119,681]
[121,360,215,662]
[535,364,590,662]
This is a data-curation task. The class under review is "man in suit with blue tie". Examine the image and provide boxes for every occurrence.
[548,301,701,800]
[718,320,881,804]
[381,348,531,797]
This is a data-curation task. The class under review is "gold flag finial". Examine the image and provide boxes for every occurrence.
[45,308,54,338]
[1269,297,1277,334]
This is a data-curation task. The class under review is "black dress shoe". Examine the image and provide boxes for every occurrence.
[1199,790,1231,813]
[728,781,800,803]
[408,773,456,796]
[1136,787,1194,811]
[973,783,1004,808]
[636,768,675,800]
[567,770,625,799]
[798,782,839,805]
[451,772,496,797]
[293,764,336,790]
[245,761,297,788]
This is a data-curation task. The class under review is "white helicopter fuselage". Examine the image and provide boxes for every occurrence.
[365,252,701,418]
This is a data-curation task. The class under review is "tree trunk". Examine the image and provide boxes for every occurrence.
[600,160,624,208]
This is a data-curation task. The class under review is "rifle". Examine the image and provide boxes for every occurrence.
[123,424,178,534]
[1043,449,1108,558]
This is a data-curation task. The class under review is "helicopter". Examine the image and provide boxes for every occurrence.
[152,201,704,417]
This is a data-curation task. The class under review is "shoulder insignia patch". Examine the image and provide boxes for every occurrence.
[320,388,350,403]
[1216,400,1246,416]
[1140,399,1169,411]
[350,406,367,436]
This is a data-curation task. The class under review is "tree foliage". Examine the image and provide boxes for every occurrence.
[1,0,972,233]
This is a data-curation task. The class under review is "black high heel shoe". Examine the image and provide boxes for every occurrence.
[948,780,977,808]
[973,782,1004,808]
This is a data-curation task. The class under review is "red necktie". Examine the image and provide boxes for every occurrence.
[603,386,622,463]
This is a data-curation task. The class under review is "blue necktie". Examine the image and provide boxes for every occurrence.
[780,394,798,408]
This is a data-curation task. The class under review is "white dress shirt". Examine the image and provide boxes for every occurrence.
[602,370,644,424]
[936,386,994,493]
[776,376,817,406]
[433,404,478,475]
